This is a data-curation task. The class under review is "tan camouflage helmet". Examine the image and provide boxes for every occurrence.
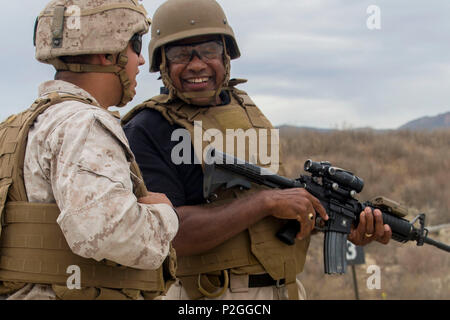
[149,0,241,105]
[34,0,151,107]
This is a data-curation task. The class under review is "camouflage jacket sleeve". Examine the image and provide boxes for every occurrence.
[26,102,178,270]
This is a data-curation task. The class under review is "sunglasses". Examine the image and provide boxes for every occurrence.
[130,34,143,55]
[165,40,224,65]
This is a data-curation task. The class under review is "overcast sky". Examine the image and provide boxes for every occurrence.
[1,0,449,129]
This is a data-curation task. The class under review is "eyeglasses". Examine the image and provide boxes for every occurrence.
[130,34,143,55]
[165,40,224,65]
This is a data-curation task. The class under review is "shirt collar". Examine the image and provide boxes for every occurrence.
[38,80,101,107]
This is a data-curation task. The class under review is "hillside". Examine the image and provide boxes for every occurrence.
[399,111,450,130]
[279,128,450,300]
[277,111,450,132]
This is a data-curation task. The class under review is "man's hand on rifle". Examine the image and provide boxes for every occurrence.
[348,206,392,246]
[266,188,329,240]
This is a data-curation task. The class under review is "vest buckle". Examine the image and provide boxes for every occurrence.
[276,279,285,288]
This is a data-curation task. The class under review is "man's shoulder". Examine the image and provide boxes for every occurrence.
[46,100,108,125]
[123,104,180,148]
[123,106,169,129]
[31,99,121,143]
[122,94,174,126]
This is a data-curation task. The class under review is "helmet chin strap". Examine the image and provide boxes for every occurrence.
[50,47,134,108]
[159,36,231,107]
[114,47,135,108]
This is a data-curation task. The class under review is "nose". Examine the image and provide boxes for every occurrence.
[138,53,145,66]
[186,54,207,73]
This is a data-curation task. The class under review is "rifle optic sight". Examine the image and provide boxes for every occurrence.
[304,160,364,193]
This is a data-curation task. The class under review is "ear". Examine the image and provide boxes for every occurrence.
[97,54,116,66]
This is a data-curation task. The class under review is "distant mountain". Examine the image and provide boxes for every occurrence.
[276,125,391,133]
[277,125,333,133]
[399,111,450,130]
[277,112,450,132]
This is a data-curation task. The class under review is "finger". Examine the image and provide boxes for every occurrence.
[364,207,375,236]
[289,189,328,221]
[352,213,368,245]
[348,227,358,244]
[306,193,328,221]
[296,223,310,240]
[378,224,392,244]
[307,202,316,232]
[139,194,172,206]
[356,210,367,235]
[296,202,315,232]
[138,196,149,203]
[313,201,328,221]
[297,206,315,239]
[373,209,385,239]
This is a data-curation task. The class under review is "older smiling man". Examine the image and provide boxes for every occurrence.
[123,0,391,300]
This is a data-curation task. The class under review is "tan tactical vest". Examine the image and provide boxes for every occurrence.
[0,93,176,300]
[122,80,310,299]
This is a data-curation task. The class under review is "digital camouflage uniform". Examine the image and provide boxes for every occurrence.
[6,81,179,299]
[0,0,178,300]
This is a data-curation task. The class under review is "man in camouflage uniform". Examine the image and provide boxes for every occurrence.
[0,0,178,300]
[123,0,392,300]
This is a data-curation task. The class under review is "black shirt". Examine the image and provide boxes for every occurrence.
[123,108,205,207]
[123,92,231,207]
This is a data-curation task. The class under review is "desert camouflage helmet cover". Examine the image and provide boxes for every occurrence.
[35,0,150,64]
[34,0,150,107]
[148,0,241,73]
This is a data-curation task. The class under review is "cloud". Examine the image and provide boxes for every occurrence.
[1,0,449,129]
[253,94,362,129]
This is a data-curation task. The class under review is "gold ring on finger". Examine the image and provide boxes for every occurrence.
[365,233,373,238]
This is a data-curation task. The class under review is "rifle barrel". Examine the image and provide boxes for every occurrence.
[423,237,450,252]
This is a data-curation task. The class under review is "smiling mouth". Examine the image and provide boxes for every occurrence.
[185,77,210,84]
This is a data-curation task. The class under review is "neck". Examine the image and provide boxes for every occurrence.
[55,72,121,109]
[173,89,224,107]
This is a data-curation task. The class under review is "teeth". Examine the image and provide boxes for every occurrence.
[187,78,209,84]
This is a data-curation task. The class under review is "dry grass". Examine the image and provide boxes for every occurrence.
[280,128,450,300]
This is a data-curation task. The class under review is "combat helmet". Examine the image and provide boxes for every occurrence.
[149,0,241,105]
[34,0,150,107]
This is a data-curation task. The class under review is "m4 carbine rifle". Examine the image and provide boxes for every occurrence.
[203,149,450,274]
